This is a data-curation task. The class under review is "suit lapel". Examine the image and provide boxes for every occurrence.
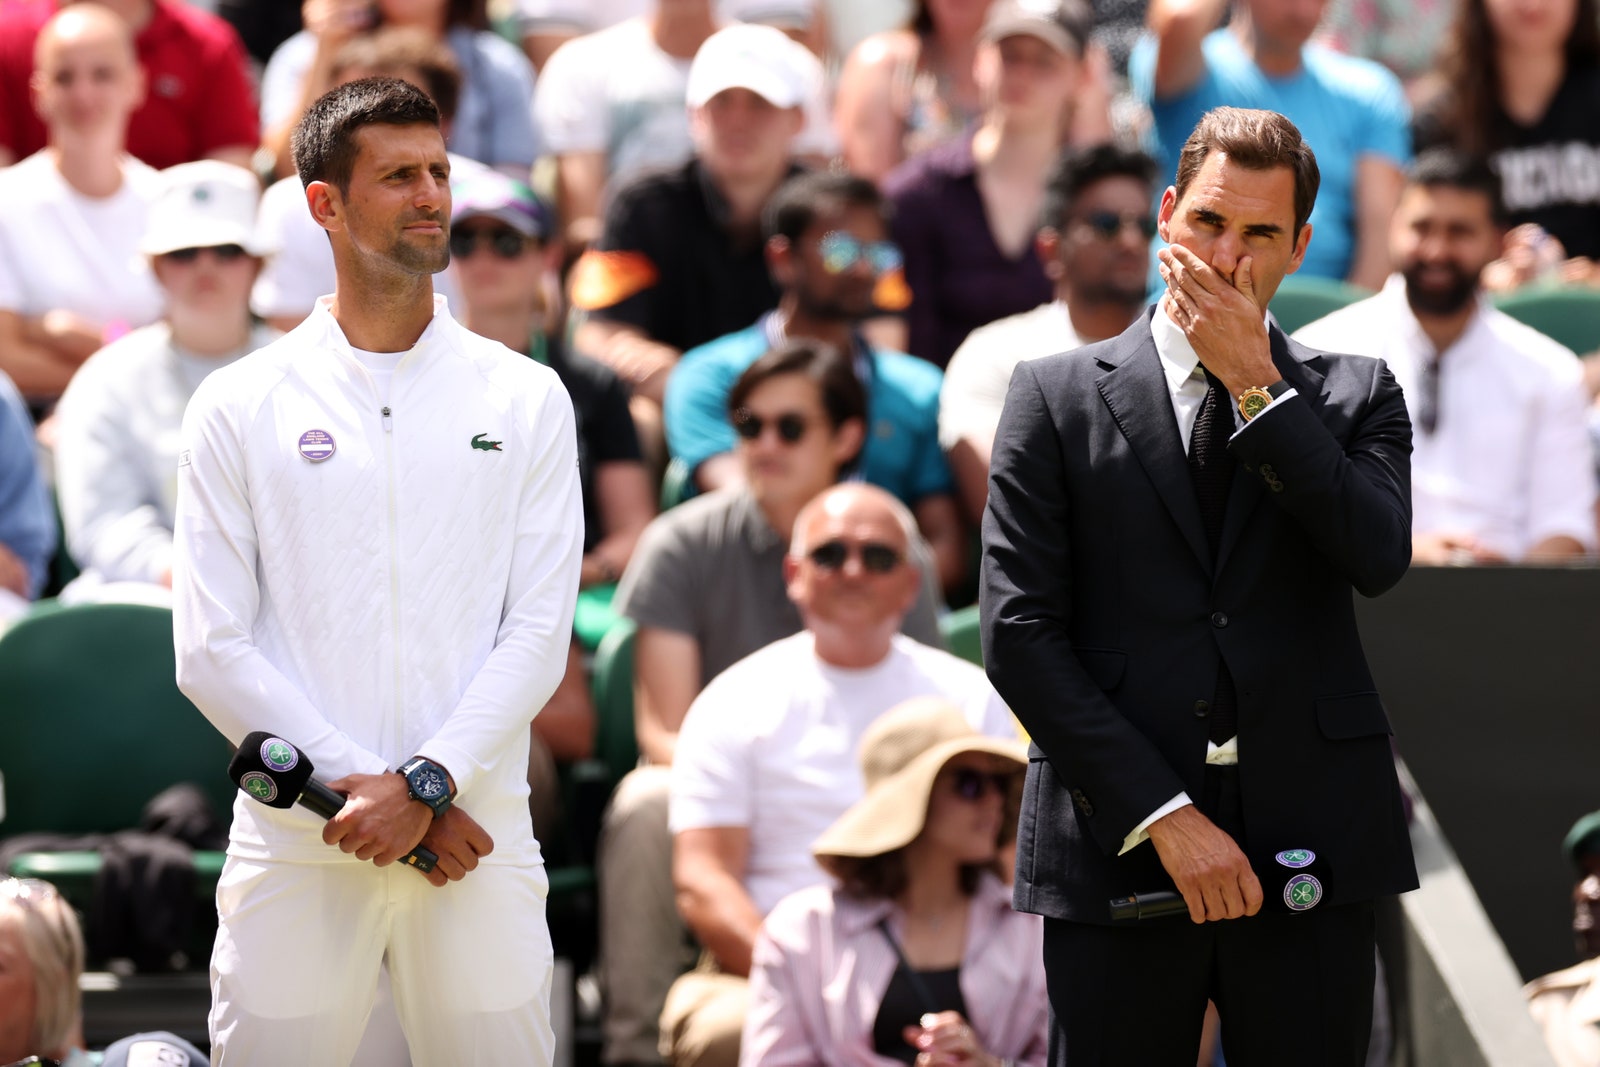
[1095,314,1212,570]
[1214,325,1328,575]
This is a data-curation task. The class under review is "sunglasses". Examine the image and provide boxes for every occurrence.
[1073,211,1159,241]
[819,231,904,276]
[947,767,1015,801]
[805,539,903,574]
[732,409,810,444]
[162,243,248,264]
[449,226,530,259]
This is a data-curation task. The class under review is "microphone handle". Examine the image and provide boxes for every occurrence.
[295,777,439,874]
[1109,890,1191,921]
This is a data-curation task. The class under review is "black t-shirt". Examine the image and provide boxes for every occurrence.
[872,963,968,1063]
[1414,66,1600,259]
[546,338,642,554]
[585,158,803,353]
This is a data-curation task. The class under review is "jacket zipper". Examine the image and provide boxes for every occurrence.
[381,405,404,761]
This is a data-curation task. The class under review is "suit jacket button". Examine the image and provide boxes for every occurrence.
[1194,700,1210,717]
[1210,611,1228,628]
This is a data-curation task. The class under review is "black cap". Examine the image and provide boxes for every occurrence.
[228,732,316,810]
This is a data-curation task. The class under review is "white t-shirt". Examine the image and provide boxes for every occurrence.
[0,151,164,331]
[1294,275,1597,559]
[938,300,1082,451]
[669,632,1018,917]
[533,17,836,189]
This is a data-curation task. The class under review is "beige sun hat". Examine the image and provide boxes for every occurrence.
[812,697,1026,868]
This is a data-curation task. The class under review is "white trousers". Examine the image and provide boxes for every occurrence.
[209,855,554,1067]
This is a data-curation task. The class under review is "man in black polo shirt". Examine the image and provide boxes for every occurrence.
[569,23,815,461]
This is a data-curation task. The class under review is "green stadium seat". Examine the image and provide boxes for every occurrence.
[1267,275,1373,334]
[940,604,983,668]
[1491,284,1600,355]
[0,602,231,934]
[659,456,696,511]
[590,619,640,778]
[573,582,621,652]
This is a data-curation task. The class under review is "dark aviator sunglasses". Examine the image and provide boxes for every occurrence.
[806,539,903,575]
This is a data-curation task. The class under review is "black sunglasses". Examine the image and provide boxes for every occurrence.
[732,409,810,444]
[806,539,903,574]
[948,767,1014,801]
[1074,211,1159,241]
[163,243,248,263]
[450,227,529,259]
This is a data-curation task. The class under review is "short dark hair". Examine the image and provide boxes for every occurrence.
[1041,143,1159,230]
[727,341,867,472]
[331,28,463,125]
[825,850,987,900]
[763,170,886,244]
[292,77,441,193]
[1406,147,1508,226]
[1174,107,1320,234]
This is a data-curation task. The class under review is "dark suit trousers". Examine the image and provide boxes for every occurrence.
[1041,767,1376,1066]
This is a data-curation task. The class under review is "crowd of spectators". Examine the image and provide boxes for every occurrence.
[2,0,1600,1063]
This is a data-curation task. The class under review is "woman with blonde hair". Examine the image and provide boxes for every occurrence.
[741,699,1047,1066]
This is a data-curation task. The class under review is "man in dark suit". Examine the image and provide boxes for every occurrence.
[979,106,1418,1065]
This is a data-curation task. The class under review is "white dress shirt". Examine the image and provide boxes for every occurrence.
[1294,275,1596,559]
[1120,300,1295,854]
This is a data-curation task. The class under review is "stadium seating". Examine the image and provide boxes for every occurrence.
[940,604,983,668]
[590,619,640,777]
[659,456,696,511]
[1491,284,1600,355]
[1267,275,1374,334]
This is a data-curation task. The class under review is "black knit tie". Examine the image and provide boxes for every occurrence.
[1189,370,1237,745]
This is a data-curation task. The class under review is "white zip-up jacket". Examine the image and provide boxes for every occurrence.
[173,295,582,867]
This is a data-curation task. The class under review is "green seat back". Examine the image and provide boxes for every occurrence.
[940,604,983,668]
[573,583,621,652]
[590,619,639,779]
[659,457,696,511]
[1268,275,1374,335]
[1491,285,1600,356]
[0,603,234,836]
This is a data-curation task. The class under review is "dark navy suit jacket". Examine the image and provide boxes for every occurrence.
[979,307,1420,923]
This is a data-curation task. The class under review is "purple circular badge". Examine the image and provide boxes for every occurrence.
[298,429,336,462]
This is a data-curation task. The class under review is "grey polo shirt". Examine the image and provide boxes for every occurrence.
[614,486,945,687]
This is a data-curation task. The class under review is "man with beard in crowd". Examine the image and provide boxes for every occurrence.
[1296,147,1595,564]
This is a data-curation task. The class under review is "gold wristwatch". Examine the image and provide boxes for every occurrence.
[1237,380,1290,421]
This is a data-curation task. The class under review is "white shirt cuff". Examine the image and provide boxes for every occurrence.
[1119,793,1192,855]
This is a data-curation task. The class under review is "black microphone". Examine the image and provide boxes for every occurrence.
[228,732,437,874]
[1109,891,1190,921]
[1111,846,1328,921]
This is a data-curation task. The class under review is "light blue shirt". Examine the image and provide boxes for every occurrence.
[0,369,54,598]
[1129,29,1411,281]
[664,316,954,506]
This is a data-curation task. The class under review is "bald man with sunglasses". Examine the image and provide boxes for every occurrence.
[662,481,1018,1066]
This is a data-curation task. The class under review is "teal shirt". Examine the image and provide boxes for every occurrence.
[664,317,954,505]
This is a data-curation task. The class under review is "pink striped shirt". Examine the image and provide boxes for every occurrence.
[742,873,1049,1065]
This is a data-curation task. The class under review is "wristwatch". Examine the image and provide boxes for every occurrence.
[1237,379,1291,421]
[399,756,454,818]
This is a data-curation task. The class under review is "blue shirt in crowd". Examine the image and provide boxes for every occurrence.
[664,315,954,506]
[0,370,55,598]
[1129,29,1411,281]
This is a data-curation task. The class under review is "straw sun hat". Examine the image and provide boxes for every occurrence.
[812,697,1027,868]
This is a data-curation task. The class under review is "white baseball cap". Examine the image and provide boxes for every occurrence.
[141,160,266,257]
[685,23,812,110]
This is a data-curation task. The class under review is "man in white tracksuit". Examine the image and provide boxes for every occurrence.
[172,77,582,1064]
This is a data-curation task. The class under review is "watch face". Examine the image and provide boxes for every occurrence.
[1239,391,1270,420]
[411,766,448,800]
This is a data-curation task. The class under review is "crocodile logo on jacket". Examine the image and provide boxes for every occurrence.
[471,433,503,452]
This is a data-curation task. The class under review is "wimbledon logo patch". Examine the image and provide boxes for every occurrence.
[240,771,278,803]
[1284,873,1323,911]
[1275,848,1317,869]
[261,738,298,773]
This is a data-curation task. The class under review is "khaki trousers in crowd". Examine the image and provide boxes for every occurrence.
[659,958,747,1067]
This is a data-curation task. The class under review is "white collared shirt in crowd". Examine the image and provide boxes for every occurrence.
[1295,274,1596,560]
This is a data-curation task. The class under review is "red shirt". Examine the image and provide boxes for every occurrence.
[0,0,258,169]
